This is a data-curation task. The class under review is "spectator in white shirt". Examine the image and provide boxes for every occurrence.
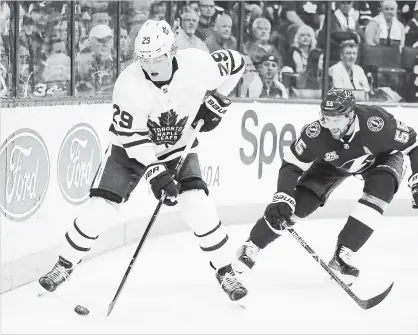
[175,9,209,52]
[329,41,370,95]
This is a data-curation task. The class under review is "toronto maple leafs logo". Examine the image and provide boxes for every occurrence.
[147,109,188,147]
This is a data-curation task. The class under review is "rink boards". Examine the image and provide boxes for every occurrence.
[1,101,417,292]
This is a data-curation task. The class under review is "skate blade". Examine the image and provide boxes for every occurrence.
[234,295,248,309]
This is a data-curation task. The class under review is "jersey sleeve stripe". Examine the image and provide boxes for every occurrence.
[109,124,149,137]
[227,50,245,75]
[283,148,313,171]
[122,139,152,148]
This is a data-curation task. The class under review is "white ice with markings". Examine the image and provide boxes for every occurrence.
[1,217,417,334]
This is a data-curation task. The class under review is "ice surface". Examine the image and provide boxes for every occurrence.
[1,217,417,334]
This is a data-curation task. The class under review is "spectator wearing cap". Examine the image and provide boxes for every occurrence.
[329,41,370,95]
[149,1,167,21]
[77,24,116,96]
[175,9,209,52]
[257,54,288,99]
[205,14,237,53]
[287,24,317,74]
[196,0,217,42]
[365,0,405,48]
[405,2,418,47]
[244,17,283,69]
[19,16,34,51]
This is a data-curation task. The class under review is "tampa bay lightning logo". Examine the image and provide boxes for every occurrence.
[339,154,375,173]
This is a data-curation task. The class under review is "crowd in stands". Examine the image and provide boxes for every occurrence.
[1,0,418,103]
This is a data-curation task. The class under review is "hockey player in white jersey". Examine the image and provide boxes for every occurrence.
[39,20,247,302]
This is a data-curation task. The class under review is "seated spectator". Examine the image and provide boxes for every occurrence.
[19,16,34,51]
[76,24,116,96]
[120,24,133,71]
[149,1,167,21]
[405,2,418,47]
[329,41,370,94]
[196,0,216,42]
[244,17,283,69]
[287,24,317,74]
[205,14,237,53]
[296,48,323,90]
[175,9,209,52]
[231,2,262,45]
[365,0,405,48]
[257,54,288,99]
[18,45,33,97]
[239,54,263,98]
[41,38,70,96]
[90,7,111,30]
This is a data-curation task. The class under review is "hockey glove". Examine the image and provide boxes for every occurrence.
[191,92,231,132]
[408,173,418,209]
[144,163,178,206]
[264,192,296,230]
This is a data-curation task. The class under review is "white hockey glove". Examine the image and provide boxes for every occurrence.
[408,173,418,209]
[144,163,178,206]
[264,192,296,230]
[191,91,231,132]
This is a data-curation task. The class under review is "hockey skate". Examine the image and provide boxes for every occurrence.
[39,256,73,292]
[215,264,248,302]
[233,240,260,274]
[328,244,359,286]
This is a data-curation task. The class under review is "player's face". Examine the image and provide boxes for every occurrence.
[320,112,351,140]
[139,54,172,81]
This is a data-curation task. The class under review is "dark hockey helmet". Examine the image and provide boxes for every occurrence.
[320,88,356,117]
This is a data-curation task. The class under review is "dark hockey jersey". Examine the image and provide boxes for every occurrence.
[278,104,418,194]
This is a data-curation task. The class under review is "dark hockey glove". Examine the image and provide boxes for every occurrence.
[264,192,296,230]
[191,92,231,132]
[408,173,418,209]
[144,163,178,206]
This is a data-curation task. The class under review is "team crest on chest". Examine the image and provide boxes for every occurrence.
[147,109,188,147]
[367,116,384,132]
[306,122,321,138]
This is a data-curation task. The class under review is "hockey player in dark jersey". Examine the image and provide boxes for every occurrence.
[233,87,418,284]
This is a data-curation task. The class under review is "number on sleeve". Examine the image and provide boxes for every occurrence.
[394,119,410,144]
[295,138,307,155]
[211,51,230,77]
[112,104,133,129]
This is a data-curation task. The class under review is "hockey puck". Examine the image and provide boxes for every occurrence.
[74,305,89,316]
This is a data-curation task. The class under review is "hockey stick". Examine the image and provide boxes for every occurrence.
[282,222,394,310]
[107,119,205,317]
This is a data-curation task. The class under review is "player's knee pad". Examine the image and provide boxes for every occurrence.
[178,177,209,196]
[363,171,396,210]
[294,186,322,218]
[90,188,123,204]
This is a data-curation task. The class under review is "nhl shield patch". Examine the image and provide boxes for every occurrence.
[367,116,384,132]
[306,122,321,138]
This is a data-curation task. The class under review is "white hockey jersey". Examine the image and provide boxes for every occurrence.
[109,48,245,166]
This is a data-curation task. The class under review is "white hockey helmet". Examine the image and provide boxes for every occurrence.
[134,20,177,61]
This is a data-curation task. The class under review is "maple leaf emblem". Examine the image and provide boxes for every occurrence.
[147,109,188,147]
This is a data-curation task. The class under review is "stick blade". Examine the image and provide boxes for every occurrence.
[107,301,116,317]
[358,281,394,310]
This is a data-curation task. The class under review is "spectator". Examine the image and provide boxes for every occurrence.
[18,45,33,97]
[205,14,237,53]
[41,38,70,96]
[90,8,111,29]
[405,2,418,47]
[257,54,288,99]
[288,24,317,74]
[231,2,263,44]
[333,1,359,31]
[244,17,283,69]
[175,9,209,52]
[296,48,323,90]
[120,24,133,70]
[19,16,34,51]
[365,0,405,48]
[329,41,370,94]
[239,54,263,98]
[149,1,167,21]
[196,0,217,42]
[77,24,116,96]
